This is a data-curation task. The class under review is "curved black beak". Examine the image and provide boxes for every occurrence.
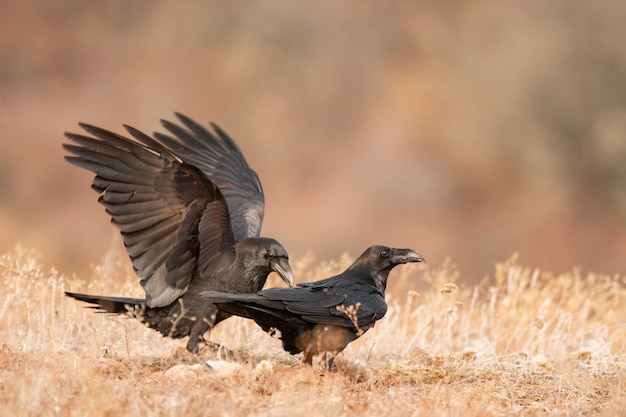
[391,248,425,264]
[270,257,294,287]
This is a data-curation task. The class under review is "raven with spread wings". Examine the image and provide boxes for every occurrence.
[64,113,293,355]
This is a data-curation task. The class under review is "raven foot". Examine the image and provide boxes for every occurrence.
[193,353,214,370]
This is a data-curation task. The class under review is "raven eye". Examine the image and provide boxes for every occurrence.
[266,252,275,260]
[380,250,389,258]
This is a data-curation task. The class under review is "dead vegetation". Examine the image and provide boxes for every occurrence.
[1,245,625,416]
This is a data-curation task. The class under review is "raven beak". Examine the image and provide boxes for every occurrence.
[391,248,426,264]
[270,257,294,287]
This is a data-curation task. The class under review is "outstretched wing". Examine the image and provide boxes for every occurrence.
[151,113,265,240]
[64,123,235,308]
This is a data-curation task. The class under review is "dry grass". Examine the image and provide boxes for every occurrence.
[1,245,625,416]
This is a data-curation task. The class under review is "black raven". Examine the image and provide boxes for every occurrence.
[201,246,424,367]
[63,113,293,355]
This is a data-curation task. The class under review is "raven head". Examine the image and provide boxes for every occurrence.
[238,237,294,288]
[351,245,424,292]
[366,245,425,268]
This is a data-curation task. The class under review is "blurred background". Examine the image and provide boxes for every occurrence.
[1,0,625,284]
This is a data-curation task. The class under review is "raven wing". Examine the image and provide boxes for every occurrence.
[203,281,386,330]
[64,123,235,308]
[262,284,387,330]
[151,113,265,241]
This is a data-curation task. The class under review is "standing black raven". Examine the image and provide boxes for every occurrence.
[201,246,424,367]
[63,113,293,356]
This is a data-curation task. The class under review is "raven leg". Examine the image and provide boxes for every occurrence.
[321,353,337,371]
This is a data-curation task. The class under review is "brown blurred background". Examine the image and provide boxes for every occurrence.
[1,0,625,283]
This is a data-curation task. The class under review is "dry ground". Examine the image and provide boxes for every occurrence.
[1,245,625,416]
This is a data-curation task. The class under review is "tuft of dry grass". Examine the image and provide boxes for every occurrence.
[1,245,625,416]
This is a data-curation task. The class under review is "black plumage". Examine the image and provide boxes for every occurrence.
[64,113,293,354]
[201,246,424,367]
